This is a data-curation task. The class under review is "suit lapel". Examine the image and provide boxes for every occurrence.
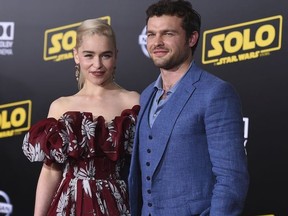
[150,64,203,176]
[138,84,157,129]
[130,83,156,175]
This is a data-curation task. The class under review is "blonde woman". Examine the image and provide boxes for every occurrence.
[23,18,139,216]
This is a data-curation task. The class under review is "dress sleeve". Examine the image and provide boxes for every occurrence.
[22,118,66,165]
[119,105,140,156]
[101,105,140,161]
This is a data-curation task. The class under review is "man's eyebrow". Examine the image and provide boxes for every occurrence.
[147,29,178,33]
[82,50,95,54]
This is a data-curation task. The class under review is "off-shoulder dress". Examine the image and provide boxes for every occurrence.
[22,105,140,216]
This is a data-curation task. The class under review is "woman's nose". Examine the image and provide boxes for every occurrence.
[93,57,102,68]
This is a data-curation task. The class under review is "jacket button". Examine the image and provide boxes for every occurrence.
[148,135,153,139]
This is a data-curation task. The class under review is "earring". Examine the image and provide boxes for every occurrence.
[75,64,80,81]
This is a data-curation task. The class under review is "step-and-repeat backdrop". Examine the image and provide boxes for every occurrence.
[1,0,287,215]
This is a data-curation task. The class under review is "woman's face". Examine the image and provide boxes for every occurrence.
[74,34,117,87]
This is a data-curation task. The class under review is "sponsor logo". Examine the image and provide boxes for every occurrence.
[43,16,111,62]
[0,191,13,215]
[0,22,15,56]
[0,100,32,139]
[202,15,282,65]
[138,26,149,58]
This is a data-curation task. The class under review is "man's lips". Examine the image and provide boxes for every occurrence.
[152,49,168,57]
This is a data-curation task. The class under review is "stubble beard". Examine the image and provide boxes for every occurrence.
[152,57,170,69]
[151,54,187,70]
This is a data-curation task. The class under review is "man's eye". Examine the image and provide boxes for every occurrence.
[102,54,112,59]
[165,32,173,36]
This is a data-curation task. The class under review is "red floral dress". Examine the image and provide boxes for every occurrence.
[22,105,140,216]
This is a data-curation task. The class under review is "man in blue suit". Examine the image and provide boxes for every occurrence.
[128,0,249,215]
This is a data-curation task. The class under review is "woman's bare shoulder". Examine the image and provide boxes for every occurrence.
[120,89,140,106]
[47,96,74,119]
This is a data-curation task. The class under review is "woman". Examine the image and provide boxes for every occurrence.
[22,18,140,216]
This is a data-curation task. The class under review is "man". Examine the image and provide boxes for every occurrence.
[128,0,249,215]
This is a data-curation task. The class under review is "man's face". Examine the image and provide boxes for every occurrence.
[146,15,192,70]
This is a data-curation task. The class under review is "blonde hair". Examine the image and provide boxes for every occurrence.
[75,18,117,89]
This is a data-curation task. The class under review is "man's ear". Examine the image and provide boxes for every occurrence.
[189,31,199,47]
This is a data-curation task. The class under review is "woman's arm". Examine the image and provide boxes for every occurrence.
[34,163,62,216]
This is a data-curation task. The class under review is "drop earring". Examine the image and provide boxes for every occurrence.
[75,64,80,81]
[112,66,116,81]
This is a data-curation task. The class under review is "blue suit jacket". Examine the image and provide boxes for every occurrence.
[128,63,249,216]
